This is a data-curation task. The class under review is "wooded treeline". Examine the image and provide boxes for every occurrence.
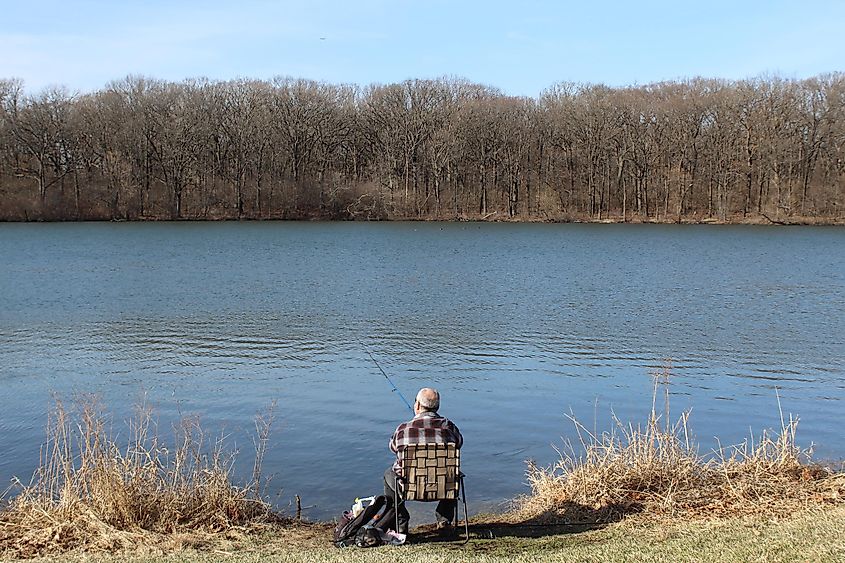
[0,74,843,222]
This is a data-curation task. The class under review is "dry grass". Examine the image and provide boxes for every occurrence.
[517,367,845,523]
[0,398,285,559]
[5,376,845,561]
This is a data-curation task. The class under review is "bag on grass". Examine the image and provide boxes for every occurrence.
[332,494,397,548]
[354,526,383,548]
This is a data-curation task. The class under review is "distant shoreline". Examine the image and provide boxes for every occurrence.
[2,213,843,226]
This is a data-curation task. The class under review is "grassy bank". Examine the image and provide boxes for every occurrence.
[10,506,845,562]
[516,377,845,523]
[3,383,844,561]
[0,399,282,558]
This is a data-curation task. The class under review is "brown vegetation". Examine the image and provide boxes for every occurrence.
[0,399,283,559]
[3,379,845,559]
[517,373,845,524]
[0,74,843,223]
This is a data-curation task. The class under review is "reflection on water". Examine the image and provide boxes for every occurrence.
[1,222,844,520]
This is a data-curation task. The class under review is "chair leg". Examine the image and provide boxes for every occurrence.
[394,481,400,535]
[459,475,469,544]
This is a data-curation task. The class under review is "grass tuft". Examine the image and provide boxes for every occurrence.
[517,366,845,523]
[0,398,284,558]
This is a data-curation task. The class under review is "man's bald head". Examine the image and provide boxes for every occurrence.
[415,388,440,412]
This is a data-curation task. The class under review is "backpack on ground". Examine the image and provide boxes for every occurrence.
[332,494,396,548]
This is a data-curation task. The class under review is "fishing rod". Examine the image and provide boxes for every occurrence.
[363,345,414,413]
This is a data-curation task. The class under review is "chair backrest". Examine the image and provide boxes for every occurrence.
[400,443,460,501]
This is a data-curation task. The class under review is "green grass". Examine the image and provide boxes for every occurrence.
[12,505,845,563]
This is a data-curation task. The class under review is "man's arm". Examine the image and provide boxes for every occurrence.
[389,423,403,454]
[450,421,463,449]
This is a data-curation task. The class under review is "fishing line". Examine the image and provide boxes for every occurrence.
[363,344,414,413]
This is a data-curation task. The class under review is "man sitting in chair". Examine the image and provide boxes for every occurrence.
[384,387,463,534]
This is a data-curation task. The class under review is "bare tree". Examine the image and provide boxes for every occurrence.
[0,73,843,222]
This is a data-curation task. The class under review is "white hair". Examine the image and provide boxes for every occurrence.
[416,388,440,411]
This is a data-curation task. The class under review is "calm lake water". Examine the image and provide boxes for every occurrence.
[1,222,844,520]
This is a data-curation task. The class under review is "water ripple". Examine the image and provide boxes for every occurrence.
[0,222,843,520]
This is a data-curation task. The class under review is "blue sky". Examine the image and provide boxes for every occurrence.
[2,0,843,96]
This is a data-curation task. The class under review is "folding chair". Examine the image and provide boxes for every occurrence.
[393,442,469,543]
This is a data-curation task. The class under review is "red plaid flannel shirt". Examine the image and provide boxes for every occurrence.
[389,411,463,474]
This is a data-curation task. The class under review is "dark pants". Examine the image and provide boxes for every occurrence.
[383,467,456,533]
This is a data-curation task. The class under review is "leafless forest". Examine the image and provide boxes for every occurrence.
[0,74,843,222]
